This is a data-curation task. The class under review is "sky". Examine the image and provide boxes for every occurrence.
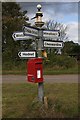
[17,1,79,44]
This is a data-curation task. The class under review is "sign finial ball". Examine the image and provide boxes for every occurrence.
[37,4,42,10]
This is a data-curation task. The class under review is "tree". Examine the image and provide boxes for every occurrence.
[2,2,29,64]
[62,41,77,55]
[62,41,80,60]
[45,20,68,41]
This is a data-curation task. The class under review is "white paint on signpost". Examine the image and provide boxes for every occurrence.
[44,41,63,48]
[12,32,33,41]
[43,30,60,39]
[18,51,36,58]
[23,26,38,37]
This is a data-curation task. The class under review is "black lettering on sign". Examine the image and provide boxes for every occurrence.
[25,27,38,35]
[22,53,34,56]
[44,41,63,48]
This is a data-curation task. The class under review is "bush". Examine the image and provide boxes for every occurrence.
[56,55,77,69]
[2,59,26,71]
[2,52,77,71]
[43,54,77,69]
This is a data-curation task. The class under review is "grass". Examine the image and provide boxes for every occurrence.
[2,66,79,75]
[2,83,79,118]
[43,66,79,75]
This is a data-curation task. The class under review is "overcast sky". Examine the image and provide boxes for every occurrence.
[17,2,79,44]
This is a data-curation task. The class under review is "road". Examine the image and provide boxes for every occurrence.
[1,74,78,83]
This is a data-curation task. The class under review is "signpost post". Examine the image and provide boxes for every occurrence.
[37,29,44,102]
[34,4,44,103]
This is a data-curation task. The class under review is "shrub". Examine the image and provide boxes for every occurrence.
[43,54,77,69]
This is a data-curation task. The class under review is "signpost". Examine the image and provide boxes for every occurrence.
[12,4,63,103]
[12,32,33,41]
[18,51,36,58]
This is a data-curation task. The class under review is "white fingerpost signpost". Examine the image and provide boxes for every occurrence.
[12,32,34,41]
[44,41,63,48]
[12,4,63,103]
[23,26,39,37]
[18,51,36,59]
[43,30,60,39]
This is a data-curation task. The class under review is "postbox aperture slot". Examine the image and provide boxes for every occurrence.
[35,62,42,64]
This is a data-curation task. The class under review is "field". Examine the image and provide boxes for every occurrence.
[2,83,79,118]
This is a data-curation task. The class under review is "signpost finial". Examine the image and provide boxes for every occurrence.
[35,4,44,27]
[37,4,42,11]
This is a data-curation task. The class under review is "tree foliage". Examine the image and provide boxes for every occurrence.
[2,2,29,63]
[45,20,68,41]
[62,41,80,55]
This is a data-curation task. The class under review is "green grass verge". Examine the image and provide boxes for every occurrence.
[2,83,79,118]
[43,67,79,75]
[2,66,79,75]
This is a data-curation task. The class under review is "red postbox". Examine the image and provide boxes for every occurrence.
[27,58,43,83]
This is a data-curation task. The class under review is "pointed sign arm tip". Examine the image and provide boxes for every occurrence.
[31,16,36,20]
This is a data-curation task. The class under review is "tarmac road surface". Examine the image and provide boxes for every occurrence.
[1,74,78,83]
